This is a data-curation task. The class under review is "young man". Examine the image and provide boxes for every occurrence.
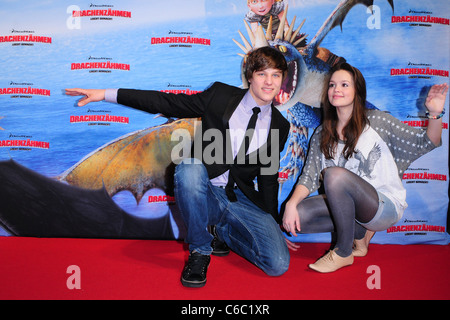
[66,46,290,288]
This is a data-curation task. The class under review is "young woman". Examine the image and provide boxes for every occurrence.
[283,62,448,273]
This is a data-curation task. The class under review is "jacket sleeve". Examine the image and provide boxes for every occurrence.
[258,172,281,222]
[116,82,218,119]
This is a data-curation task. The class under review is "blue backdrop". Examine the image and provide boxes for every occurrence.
[0,0,448,244]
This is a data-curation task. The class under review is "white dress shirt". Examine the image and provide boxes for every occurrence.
[210,91,271,187]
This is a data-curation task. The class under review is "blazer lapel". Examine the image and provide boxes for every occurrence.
[222,91,246,164]
[222,91,247,128]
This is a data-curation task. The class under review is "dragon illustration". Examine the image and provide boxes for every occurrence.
[324,142,382,179]
[233,1,390,184]
[354,143,382,179]
[60,118,198,203]
[0,0,394,238]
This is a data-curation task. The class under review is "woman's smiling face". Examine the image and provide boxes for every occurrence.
[328,69,356,110]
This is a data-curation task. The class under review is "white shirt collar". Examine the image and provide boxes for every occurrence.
[241,91,271,119]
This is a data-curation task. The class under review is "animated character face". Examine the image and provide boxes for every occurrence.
[248,0,276,17]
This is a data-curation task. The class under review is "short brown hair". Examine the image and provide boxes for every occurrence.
[244,46,288,82]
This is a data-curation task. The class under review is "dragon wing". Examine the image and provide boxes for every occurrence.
[0,159,176,238]
[60,118,197,203]
[308,0,394,51]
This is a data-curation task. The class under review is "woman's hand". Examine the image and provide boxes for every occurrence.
[282,184,310,251]
[425,83,448,116]
[283,202,301,251]
[424,83,449,146]
[282,201,301,237]
[285,238,300,251]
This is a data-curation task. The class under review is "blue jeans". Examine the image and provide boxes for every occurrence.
[174,158,289,276]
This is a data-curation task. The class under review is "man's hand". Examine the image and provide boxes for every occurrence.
[65,88,106,107]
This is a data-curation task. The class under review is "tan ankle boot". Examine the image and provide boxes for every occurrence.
[353,230,375,257]
[308,249,354,273]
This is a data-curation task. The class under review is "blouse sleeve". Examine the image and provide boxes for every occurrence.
[295,127,323,194]
[367,110,440,177]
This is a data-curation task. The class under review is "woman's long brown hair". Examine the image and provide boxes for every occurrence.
[320,63,369,160]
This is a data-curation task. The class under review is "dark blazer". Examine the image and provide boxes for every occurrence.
[117,82,290,222]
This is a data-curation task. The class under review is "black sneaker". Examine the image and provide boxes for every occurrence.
[181,251,211,288]
[210,225,230,257]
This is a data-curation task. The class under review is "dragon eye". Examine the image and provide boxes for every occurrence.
[278,45,287,53]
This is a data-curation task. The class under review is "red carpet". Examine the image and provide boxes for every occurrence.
[0,237,448,300]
